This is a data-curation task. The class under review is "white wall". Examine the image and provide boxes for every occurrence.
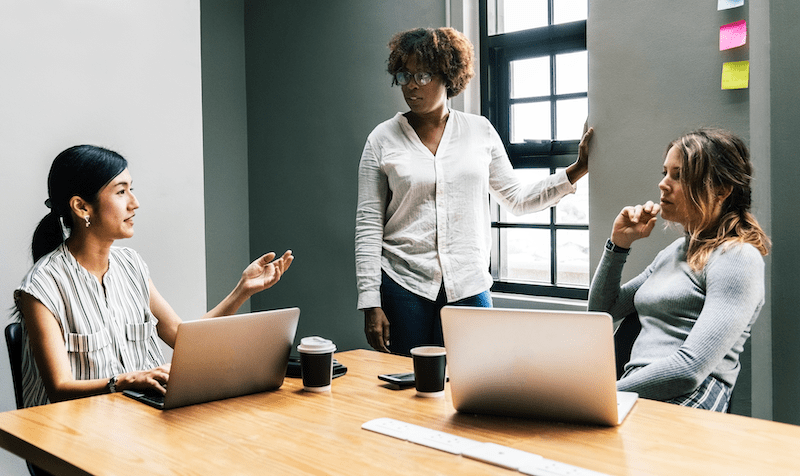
[0,1,205,473]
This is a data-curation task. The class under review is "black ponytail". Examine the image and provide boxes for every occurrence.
[31,145,127,262]
[32,212,66,263]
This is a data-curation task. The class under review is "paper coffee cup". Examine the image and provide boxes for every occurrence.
[410,346,446,398]
[297,336,337,392]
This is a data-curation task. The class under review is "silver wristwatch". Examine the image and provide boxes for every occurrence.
[107,375,118,393]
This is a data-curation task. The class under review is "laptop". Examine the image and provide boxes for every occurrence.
[123,307,300,410]
[440,306,638,426]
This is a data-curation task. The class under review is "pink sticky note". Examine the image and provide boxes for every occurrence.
[720,20,747,51]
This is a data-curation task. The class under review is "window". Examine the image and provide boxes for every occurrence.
[480,0,588,299]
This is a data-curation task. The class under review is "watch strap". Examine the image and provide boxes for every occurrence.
[605,239,630,254]
[107,375,118,393]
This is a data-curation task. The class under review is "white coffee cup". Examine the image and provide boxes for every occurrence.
[297,336,337,392]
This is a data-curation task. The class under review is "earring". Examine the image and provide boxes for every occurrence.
[84,216,90,228]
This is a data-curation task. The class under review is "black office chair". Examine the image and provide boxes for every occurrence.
[5,322,54,476]
[613,312,641,380]
[611,313,734,413]
[6,322,26,410]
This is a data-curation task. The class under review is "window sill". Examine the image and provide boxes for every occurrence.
[490,291,587,312]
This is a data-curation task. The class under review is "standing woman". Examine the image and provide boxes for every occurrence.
[588,128,769,411]
[15,145,293,408]
[355,27,593,355]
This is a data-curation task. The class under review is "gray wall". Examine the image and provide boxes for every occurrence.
[587,0,755,415]
[199,0,800,421]
[768,0,800,425]
[201,0,253,313]
[240,0,445,351]
[0,1,206,474]
[588,0,800,420]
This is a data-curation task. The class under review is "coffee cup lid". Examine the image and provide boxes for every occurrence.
[297,336,336,354]
[410,346,446,357]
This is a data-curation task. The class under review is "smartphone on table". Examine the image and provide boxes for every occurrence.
[378,372,415,389]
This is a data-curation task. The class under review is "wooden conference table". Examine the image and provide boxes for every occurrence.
[1,349,799,475]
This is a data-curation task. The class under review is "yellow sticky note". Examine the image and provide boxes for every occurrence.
[721,61,749,90]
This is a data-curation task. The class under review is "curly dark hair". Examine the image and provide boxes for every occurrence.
[387,27,475,98]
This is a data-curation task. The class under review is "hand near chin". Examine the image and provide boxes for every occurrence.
[611,201,661,248]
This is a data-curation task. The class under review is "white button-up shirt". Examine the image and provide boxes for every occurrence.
[355,110,576,309]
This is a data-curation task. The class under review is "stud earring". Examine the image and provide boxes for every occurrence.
[84,216,91,228]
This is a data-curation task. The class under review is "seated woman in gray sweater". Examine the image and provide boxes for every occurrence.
[588,128,770,412]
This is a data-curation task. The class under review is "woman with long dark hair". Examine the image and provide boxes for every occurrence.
[14,145,293,408]
[589,128,769,411]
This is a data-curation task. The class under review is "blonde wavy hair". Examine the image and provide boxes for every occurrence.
[668,128,770,271]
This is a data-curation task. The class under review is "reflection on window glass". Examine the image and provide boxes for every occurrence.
[511,56,550,99]
[511,102,551,143]
[557,229,589,286]
[498,228,551,284]
[487,0,589,294]
[555,167,588,225]
[497,0,548,34]
[555,51,588,95]
[553,0,588,25]
[499,169,551,224]
[555,97,587,140]
[491,0,588,35]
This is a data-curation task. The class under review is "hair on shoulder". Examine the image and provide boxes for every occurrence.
[668,128,770,271]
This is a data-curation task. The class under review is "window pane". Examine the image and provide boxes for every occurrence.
[553,0,588,25]
[557,229,589,286]
[493,0,548,35]
[555,97,587,140]
[510,56,550,99]
[511,101,551,143]
[499,168,551,225]
[555,167,588,224]
[498,228,551,284]
[555,51,587,95]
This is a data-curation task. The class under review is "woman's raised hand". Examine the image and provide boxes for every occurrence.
[611,201,661,249]
[239,250,294,296]
[566,125,594,184]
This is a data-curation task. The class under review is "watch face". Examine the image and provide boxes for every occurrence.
[108,376,117,393]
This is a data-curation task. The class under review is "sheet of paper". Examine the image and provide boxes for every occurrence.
[720,20,747,50]
[718,0,745,10]
[721,61,749,90]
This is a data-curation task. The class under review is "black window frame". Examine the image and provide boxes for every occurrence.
[480,0,588,300]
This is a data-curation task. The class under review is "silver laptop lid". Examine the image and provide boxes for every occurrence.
[163,307,300,409]
[441,306,630,426]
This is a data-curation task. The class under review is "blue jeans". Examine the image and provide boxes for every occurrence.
[380,272,492,356]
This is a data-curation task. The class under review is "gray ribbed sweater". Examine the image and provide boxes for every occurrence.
[588,237,765,401]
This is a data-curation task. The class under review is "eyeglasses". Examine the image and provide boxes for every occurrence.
[394,71,434,86]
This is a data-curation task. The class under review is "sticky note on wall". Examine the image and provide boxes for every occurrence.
[720,20,747,50]
[722,61,749,89]
[718,0,745,10]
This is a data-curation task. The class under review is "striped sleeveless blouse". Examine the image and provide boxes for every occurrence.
[14,243,165,408]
